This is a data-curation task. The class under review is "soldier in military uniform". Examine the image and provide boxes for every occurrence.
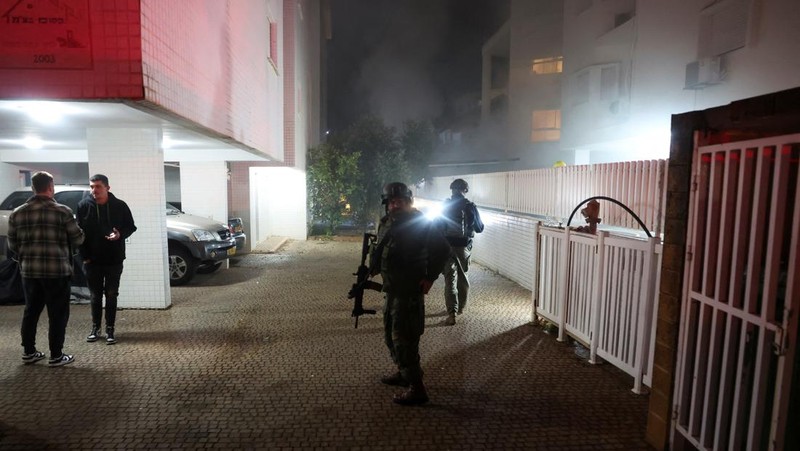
[370,182,450,405]
[438,178,484,325]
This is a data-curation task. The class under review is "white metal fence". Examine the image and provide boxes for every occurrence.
[417,160,667,392]
[418,159,668,236]
[535,226,662,393]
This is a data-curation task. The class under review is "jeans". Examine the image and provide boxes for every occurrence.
[20,277,71,357]
[85,263,123,329]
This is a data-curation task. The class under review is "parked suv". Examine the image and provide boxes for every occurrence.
[0,186,239,286]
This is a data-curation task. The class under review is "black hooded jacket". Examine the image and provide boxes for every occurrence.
[77,192,137,265]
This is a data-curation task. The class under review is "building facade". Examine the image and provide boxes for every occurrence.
[0,0,322,308]
[476,0,800,169]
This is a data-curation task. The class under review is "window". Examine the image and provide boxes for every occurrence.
[531,110,561,142]
[53,191,89,212]
[268,21,278,67]
[698,0,750,57]
[531,56,563,75]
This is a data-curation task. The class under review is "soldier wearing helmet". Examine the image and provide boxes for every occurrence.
[437,178,484,325]
[369,182,450,405]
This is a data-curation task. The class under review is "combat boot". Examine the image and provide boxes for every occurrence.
[392,383,429,405]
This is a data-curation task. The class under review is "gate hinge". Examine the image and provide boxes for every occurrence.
[686,245,692,262]
[672,406,679,420]
[691,175,699,192]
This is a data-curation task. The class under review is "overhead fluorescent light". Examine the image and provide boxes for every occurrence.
[22,136,44,149]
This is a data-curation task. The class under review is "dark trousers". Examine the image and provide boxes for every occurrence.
[85,263,123,329]
[383,292,425,384]
[20,277,71,357]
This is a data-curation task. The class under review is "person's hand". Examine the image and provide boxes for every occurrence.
[106,227,120,241]
[419,279,433,295]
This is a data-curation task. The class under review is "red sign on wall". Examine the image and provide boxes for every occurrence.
[0,0,92,69]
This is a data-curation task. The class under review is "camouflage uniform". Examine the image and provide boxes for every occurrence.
[372,209,450,389]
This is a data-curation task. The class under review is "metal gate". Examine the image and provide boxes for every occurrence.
[672,134,800,450]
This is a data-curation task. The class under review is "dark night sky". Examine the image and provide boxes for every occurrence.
[326,0,509,132]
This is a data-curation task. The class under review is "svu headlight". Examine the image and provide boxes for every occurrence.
[191,229,216,241]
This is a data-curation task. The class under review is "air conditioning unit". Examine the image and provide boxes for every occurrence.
[684,56,724,89]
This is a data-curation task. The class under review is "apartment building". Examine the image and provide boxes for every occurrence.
[0,0,322,308]
[479,0,800,168]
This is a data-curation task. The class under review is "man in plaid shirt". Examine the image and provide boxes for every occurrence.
[8,171,85,367]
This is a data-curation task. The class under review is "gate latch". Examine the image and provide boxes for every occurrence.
[772,325,786,356]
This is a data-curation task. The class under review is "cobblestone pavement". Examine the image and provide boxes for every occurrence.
[0,239,652,450]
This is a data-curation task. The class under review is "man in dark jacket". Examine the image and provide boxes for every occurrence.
[77,174,137,345]
[370,182,450,405]
[9,171,85,366]
[438,178,484,325]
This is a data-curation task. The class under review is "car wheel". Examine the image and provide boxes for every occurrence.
[196,261,223,274]
[168,245,198,286]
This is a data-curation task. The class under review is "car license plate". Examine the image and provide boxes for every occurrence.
[227,247,236,256]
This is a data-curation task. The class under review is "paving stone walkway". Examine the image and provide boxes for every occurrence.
[0,239,652,450]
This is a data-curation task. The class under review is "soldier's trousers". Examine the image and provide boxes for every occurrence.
[444,244,471,314]
[383,292,425,384]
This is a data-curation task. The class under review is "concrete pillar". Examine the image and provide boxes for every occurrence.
[0,162,22,197]
[86,128,170,309]
[178,161,228,223]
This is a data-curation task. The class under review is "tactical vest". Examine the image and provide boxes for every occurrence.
[441,198,473,246]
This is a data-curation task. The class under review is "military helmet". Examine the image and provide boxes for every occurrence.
[450,178,469,193]
[381,182,413,204]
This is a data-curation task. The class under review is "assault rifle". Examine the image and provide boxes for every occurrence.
[347,233,382,328]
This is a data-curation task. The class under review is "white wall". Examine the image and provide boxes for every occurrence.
[471,209,538,291]
[250,166,307,241]
[140,0,284,160]
[179,161,228,223]
[0,163,22,198]
[560,0,800,164]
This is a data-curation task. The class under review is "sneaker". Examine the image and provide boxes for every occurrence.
[22,351,46,364]
[444,313,456,326]
[457,307,464,315]
[106,331,116,345]
[48,354,74,367]
[86,327,99,342]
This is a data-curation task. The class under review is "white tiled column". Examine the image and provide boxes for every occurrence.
[87,128,171,309]
[179,161,228,223]
[0,162,22,196]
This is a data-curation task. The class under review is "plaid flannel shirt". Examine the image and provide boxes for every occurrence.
[8,195,85,278]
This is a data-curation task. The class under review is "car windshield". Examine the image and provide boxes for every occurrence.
[166,203,182,215]
[0,191,32,210]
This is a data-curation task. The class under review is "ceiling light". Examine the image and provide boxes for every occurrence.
[20,101,66,124]
[22,136,44,149]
